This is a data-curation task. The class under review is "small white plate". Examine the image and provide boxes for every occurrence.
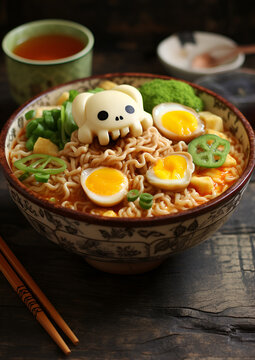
[157,31,245,81]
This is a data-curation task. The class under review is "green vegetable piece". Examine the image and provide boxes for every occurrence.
[139,193,153,210]
[51,108,61,121]
[139,199,153,210]
[18,172,30,182]
[42,110,51,116]
[88,87,104,94]
[49,132,61,146]
[140,193,153,204]
[49,197,56,203]
[33,123,45,137]
[139,79,204,113]
[34,173,50,183]
[69,89,79,102]
[35,117,44,124]
[44,113,56,130]
[44,129,55,139]
[188,134,230,168]
[26,120,38,137]
[64,101,78,136]
[56,105,66,150]
[14,154,67,175]
[25,109,36,120]
[127,189,140,202]
[25,134,38,151]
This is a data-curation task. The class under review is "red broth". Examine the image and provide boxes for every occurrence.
[13,34,85,61]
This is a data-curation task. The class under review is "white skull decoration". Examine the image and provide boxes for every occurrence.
[72,84,153,146]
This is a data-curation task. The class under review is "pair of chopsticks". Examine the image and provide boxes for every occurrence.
[0,235,79,355]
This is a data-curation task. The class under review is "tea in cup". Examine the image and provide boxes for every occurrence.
[2,19,94,104]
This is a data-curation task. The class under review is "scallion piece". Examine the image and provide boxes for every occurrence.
[139,193,153,210]
[68,89,79,102]
[33,123,45,137]
[34,173,50,183]
[139,193,153,204]
[26,119,38,137]
[25,134,38,151]
[44,113,56,130]
[127,189,140,202]
[64,101,78,136]
[18,172,30,182]
[25,109,36,120]
[139,199,153,210]
[14,154,67,175]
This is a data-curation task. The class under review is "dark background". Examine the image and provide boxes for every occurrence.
[1,0,255,124]
[1,0,255,74]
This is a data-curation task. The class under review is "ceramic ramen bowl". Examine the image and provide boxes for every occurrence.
[0,73,254,274]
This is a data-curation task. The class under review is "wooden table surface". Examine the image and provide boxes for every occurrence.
[0,47,255,360]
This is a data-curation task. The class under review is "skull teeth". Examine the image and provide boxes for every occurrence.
[111,129,121,140]
[120,127,130,137]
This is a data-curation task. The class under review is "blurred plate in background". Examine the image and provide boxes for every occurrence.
[157,31,245,81]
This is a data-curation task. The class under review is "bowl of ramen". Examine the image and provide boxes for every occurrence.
[0,73,254,274]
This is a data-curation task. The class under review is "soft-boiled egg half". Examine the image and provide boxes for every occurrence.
[146,152,194,191]
[152,103,204,142]
[81,167,128,207]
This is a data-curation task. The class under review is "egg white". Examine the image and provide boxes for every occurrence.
[81,167,128,207]
[152,102,204,142]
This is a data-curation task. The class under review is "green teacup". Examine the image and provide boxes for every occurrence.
[2,19,94,104]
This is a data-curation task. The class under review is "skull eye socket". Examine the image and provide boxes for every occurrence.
[97,110,108,121]
[125,105,135,114]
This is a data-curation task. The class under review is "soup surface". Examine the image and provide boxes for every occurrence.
[13,34,85,61]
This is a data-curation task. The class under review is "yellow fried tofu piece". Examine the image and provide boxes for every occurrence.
[98,80,117,90]
[201,168,222,182]
[223,154,237,167]
[205,128,229,140]
[33,137,59,157]
[199,111,224,132]
[190,176,214,195]
[103,210,117,217]
[57,91,69,105]
[35,106,61,118]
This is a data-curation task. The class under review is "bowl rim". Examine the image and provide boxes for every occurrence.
[1,19,94,66]
[0,72,254,227]
[157,31,245,76]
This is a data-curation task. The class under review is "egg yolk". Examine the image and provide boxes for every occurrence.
[153,155,187,180]
[161,110,198,136]
[85,168,125,196]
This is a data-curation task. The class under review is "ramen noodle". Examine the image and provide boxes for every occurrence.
[9,82,245,218]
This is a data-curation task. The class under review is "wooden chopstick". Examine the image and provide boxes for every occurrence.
[0,251,71,355]
[0,235,78,345]
[0,235,79,351]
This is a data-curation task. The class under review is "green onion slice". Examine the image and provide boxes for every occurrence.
[139,193,153,204]
[34,173,50,183]
[14,154,67,175]
[127,189,140,202]
[25,109,36,120]
[139,193,153,210]
[139,199,153,210]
